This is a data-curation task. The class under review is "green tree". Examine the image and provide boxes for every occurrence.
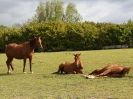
[34,0,64,22]
[54,0,64,21]
[65,3,82,23]
[35,2,46,22]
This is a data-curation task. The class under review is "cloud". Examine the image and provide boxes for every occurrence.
[0,0,42,25]
[72,0,133,23]
[0,0,133,26]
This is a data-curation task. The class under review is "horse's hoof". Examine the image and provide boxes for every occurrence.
[7,71,12,74]
[30,72,34,74]
[23,72,27,74]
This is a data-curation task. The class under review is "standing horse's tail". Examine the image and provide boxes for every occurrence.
[5,44,8,53]
[52,71,59,74]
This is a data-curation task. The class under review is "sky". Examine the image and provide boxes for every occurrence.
[0,0,133,26]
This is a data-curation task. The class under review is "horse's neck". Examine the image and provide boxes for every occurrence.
[74,59,81,65]
[29,39,36,49]
[25,42,35,52]
[29,44,35,52]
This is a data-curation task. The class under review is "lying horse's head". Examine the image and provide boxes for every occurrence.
[123,67,131,74]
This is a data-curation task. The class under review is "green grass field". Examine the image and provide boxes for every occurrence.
[0,49,133,99]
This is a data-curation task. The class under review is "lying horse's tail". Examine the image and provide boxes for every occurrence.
[52,71,59,74]
[52,68,61,74]
[52,68,62,74]
[52,64,64,74]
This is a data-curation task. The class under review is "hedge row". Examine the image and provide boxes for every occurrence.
[0,21,133,52]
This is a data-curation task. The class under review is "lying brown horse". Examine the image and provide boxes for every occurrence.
[89,64,131,77]
[5,37,43,74]
[54,53,83,74]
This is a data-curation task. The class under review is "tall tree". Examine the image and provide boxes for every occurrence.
[65,3,82,23]
[34,0,64,22]
[35,2,46,22]
[54,0,64,21]
[34,0,82,22]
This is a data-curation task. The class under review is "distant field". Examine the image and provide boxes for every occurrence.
[0,49,133,99]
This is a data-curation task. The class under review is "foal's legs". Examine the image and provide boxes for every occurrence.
[6,57,13,74]
[23,58,27,73]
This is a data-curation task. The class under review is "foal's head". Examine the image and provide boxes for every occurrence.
[73,53,83,68]
[74,53,81,61]
[30,37,43,49]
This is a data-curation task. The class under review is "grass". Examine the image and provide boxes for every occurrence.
[0,49,133,99]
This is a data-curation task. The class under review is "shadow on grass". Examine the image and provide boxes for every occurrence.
[51,73,67,75]
[0,72,35,76]
[127,76,133,78]
[0,73,14,76]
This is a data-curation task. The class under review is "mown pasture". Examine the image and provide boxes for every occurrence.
[0,49,133,99]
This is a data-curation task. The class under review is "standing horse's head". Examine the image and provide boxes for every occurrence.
[35,37,43,49]
[30,37,43,49]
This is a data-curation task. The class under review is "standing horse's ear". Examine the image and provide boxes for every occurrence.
[34,36,37,39]
[35,36,41,39]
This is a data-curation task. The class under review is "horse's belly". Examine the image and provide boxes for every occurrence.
[6,46,28,59]
[7,51,27,59]
[14,56,26,59]
[64,66,74,72]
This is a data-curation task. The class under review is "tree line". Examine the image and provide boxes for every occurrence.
[0,20,133,52]
[0,0,133,52]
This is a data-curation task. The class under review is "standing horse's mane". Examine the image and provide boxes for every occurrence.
[29,38,36,48]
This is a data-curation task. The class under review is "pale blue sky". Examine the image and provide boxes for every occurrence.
[0,0,133,26]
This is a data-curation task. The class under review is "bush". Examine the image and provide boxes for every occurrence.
[0,21,133,52]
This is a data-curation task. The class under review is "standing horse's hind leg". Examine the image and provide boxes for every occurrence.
[10,62,14,71]
[6,60,10,74]
[6,58,13,74]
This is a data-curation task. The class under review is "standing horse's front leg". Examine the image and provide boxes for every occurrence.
[29,56,33,74]
[23,58,27,73]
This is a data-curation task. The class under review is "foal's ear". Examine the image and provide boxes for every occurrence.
[73,53,81,56]
[73,53,76,56]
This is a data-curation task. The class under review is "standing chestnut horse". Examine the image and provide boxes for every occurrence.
[5,37,43,74]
